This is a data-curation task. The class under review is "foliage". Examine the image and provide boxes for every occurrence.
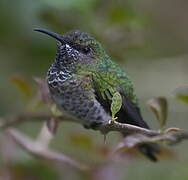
[174,86,188,104]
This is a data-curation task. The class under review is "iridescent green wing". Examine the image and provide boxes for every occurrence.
[92,59,149,128]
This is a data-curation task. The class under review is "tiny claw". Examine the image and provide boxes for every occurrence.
[108,117,118,124]
[108,119,112,124]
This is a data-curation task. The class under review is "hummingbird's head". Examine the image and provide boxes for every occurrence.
[34,28,106,68]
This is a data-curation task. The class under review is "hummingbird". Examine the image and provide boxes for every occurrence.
[34,28,160,161]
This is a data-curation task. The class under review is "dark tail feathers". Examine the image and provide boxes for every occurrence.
[138,143,160,162]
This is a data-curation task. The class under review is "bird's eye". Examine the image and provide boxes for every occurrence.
[82,47,91,54]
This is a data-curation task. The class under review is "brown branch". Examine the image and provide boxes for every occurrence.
[5,128,89,171]
[99,120,160,136]
[149,131,188,145]
[0,113,50,129]
[1,113,89,171]
[0,112,75,130]
[0,112,160,136]
[1,112,188,146]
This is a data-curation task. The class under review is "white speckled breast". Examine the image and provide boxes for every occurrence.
[47,61,110,129]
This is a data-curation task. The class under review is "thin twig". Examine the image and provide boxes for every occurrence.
[0,112,160,136]
[151,131,188,145]
[0,113,75,130]
[1,113,188,146]
[99,121,160,136]
[5,128,89,171]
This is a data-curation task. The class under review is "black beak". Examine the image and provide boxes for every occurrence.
[33,28,66,43]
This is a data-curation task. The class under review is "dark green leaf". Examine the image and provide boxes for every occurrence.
[147,97,168,129]
[10,76,32,98]
[174,86,188,104]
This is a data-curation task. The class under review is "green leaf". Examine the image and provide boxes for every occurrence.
[174,86,188,104]
[110,92,122,121]
[69,133,94,150]
[147,97,168,129]
[10,76,32,98]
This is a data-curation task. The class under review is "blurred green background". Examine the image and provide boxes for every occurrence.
[0,0,187,179]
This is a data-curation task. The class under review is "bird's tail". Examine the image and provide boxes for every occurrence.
[138,143,160,162]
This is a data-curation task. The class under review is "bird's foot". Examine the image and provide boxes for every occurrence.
[108,116,118,124]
